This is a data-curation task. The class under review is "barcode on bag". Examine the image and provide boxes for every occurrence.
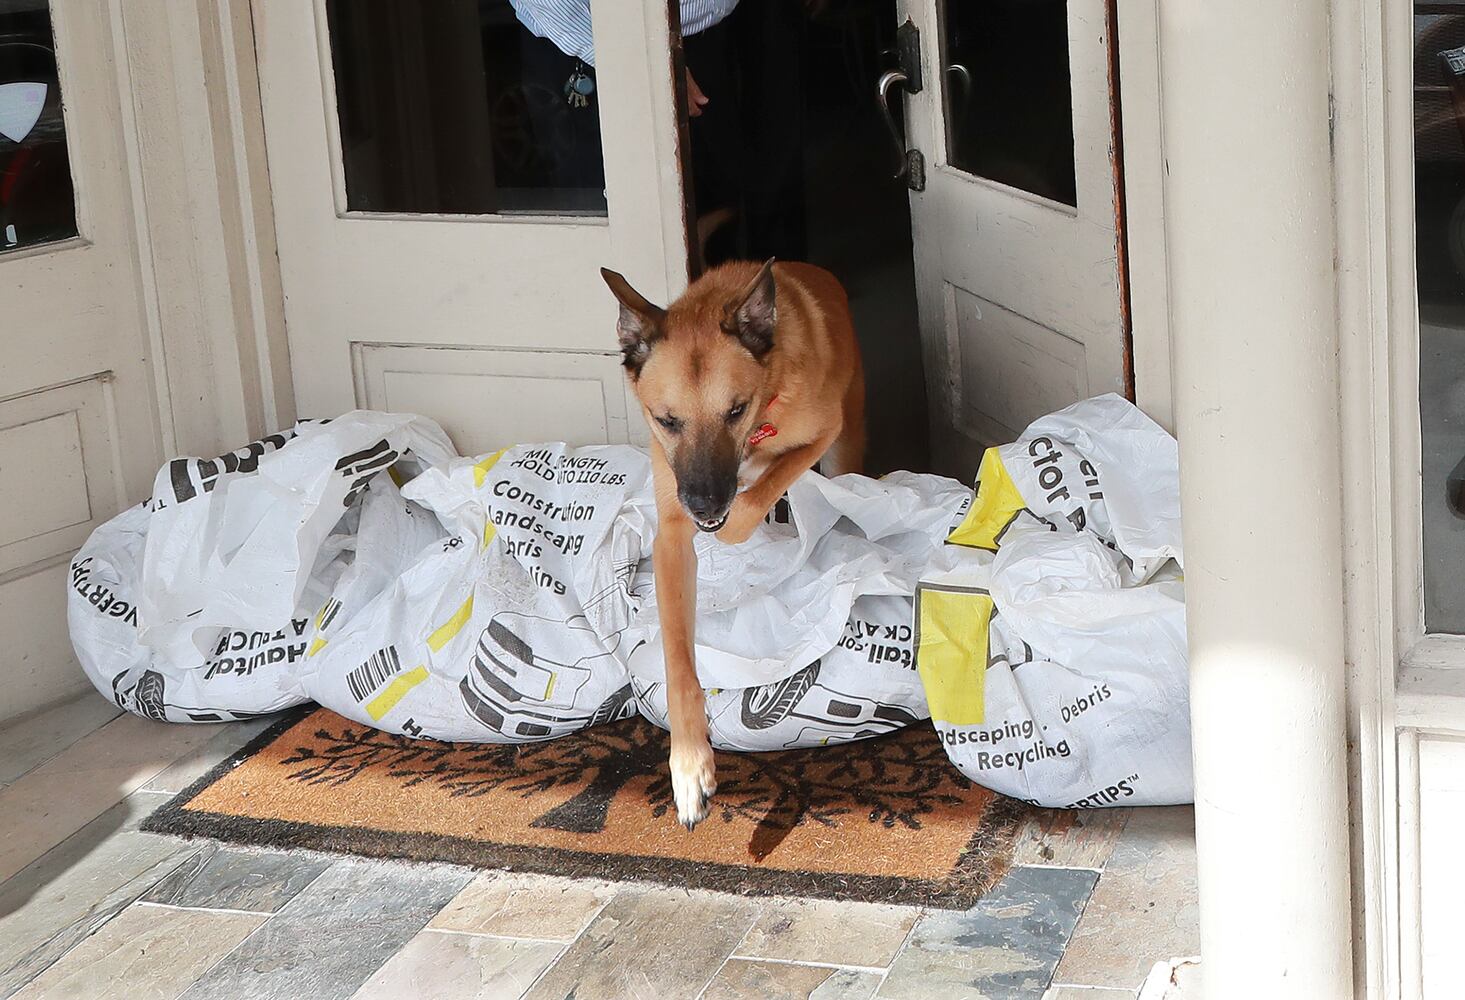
[347,646,401,701]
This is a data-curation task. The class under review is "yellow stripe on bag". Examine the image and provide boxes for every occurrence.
[915,587,994,726]
[473,448,508,488]
[366,665,428,721]
[947,448,1026,551]
[307,637,328,658]
[427,596,475,652]
[474,449,510,545]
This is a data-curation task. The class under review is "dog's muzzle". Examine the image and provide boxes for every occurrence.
[679,477,734,533]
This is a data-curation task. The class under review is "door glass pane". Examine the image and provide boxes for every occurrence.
[0,1,78,253]
[937,0,1077,207]
[325,0,607,216]
[1418,8,1465,632]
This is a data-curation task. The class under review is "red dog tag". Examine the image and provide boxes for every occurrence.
[749,422,778,446]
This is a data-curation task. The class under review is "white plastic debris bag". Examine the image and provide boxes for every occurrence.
[67,413,456,722]
[916,394,1192,807]
[299,443,655,742]
[69,397,1193,805]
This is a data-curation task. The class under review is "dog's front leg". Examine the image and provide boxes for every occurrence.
[653,508,717,828]
[717,430,839,545]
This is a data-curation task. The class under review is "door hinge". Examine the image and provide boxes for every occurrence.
[906,150,925,191]
[896,21,923,93]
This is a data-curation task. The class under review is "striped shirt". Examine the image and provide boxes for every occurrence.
[510,0,739,65]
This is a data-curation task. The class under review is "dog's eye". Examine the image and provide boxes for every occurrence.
[655,414,682,433]
[726,402,747,422]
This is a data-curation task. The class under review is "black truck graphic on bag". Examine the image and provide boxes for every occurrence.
[458,612,636,740]
[722,658,920,749]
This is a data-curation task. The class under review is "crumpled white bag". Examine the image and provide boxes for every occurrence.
[67,413,455,721]
[916,393,1192,807]
[299,442,654,742]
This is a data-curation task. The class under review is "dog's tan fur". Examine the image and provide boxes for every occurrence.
[600,259,865,827]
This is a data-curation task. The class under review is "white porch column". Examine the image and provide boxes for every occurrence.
[1158,2,1354,998]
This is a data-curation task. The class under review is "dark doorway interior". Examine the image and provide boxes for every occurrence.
[680,0,929,475]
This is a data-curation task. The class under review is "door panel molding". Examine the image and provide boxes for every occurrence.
[0,376,123,577]
[351,342,629,456]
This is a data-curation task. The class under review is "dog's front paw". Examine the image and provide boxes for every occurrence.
[716,501,762,546]
[669,738,717,830]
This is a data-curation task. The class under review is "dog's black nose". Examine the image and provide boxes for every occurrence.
[683,494,725,521]
[680,488,732,531]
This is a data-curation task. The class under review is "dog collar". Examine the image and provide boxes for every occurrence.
[749,395,779,446]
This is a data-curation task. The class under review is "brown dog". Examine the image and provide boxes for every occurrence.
[600,259,865,828]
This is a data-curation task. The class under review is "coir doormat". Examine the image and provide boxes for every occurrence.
[144,707,1035,908]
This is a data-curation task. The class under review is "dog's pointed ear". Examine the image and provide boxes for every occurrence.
[722,258,777,359]
[601,268,665,377]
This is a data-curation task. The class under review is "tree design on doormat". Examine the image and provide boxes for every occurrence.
[279,716,974,845]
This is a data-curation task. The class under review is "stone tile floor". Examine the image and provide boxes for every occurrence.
[0,694,1201,999]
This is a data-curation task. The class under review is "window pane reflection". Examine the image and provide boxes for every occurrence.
[325,0,608,216]
[0,1,78,253]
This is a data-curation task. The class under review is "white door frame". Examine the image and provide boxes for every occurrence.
[1329,0,1404,994]
[1117,0,1417,990]
[1114,0,1171,434]
[1332,0,1465,994]
[108,0,294,457]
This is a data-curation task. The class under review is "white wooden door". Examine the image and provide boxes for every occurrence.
[895,0,1128,476]
[252,0,686,455]
[1,1,165,719]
